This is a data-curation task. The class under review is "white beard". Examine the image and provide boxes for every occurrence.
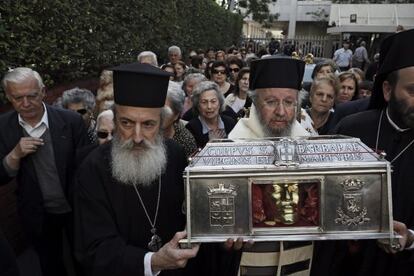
[111,134,167,186]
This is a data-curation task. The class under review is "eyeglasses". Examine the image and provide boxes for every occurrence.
[229,68,240,73]
[75,109,88,115]
[260,99,297,110]
[212,69,226,75]
[97,131,112,139]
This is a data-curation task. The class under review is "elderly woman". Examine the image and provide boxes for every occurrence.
[181,73,207,120]
[61,87,97,143]
[311,60,336,80]
[336,72,359,104]
[186,81,236,148]
[163,82,198,158]
[306,75,339,135]
[96,110,114,145]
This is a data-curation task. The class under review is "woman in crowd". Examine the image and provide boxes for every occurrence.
[61,87,97,144]
[181,73,207,121]
[223,67,251,121]
[348,67,365,83]
[95,110,114,145]
[227,56,244,85]
[336,71,359,104]
[311,60,336,80]
[210,60,235,97]
[307,75,339,135]
[186,81,236,148]
[163,82,198,158]
[174,60,186,83]
[215,50,225,61]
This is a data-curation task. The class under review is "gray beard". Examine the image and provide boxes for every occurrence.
[261,121,293,137]
[256,109,294,137]
[111,134,167,186]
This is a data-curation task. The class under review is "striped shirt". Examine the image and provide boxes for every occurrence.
[239,241,313,276]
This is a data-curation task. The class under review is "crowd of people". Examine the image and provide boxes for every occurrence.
[0,28,413,276]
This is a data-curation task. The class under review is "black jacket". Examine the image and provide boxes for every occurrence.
[185,115,236,148]
[0,105,89,238]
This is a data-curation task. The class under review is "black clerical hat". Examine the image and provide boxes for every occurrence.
[370,29,414,109]
[249,56,305,90]
[111,63,172,107]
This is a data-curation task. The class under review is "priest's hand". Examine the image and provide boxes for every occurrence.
[378,221,414,254]
[151,231,199,272]
[224,237,254,251]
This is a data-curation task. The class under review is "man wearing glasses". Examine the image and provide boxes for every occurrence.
[228,57,313,275]
[0,67,89,276]
[229,56,309,140]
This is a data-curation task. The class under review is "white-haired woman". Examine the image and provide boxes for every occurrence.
[61,87,97,143]
[185,81,236,148]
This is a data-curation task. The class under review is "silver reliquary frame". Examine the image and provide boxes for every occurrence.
[181,136,394,245]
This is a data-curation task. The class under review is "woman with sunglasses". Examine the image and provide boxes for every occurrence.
[210,61,235,98]
[95,110,114,145]
[61,87,97,144]
[227,56,244,85]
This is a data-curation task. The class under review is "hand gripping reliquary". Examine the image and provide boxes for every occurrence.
[181,136,394,244]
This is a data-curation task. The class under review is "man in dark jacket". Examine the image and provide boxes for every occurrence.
[0,67,89,276]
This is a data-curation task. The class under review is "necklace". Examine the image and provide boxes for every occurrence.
[133,174,162,252]
[375,109,414,164]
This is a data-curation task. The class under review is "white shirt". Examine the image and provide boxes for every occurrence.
[225,94,246,114]
[18,103,49,137]
[333,48,353,67]
[144,253,160,276]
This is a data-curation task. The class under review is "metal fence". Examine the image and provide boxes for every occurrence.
[241,35,341,59]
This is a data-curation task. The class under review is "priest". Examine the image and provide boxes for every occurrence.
[314,29,414,276]
[73,63,200,276]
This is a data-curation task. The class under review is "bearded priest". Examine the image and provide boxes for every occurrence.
[73,63,201,276]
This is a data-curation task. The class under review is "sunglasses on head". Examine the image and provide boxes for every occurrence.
[97,131,112,139]
[212,69,226,75]
[75,109,88,115]
[229,68,240,73]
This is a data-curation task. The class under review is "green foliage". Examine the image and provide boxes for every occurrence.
[237,0,271,23]
[0,0,243,104]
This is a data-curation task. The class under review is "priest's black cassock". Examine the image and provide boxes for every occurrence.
[312,109,414,276]
[74,139,187,275]
[74,139,240,276]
